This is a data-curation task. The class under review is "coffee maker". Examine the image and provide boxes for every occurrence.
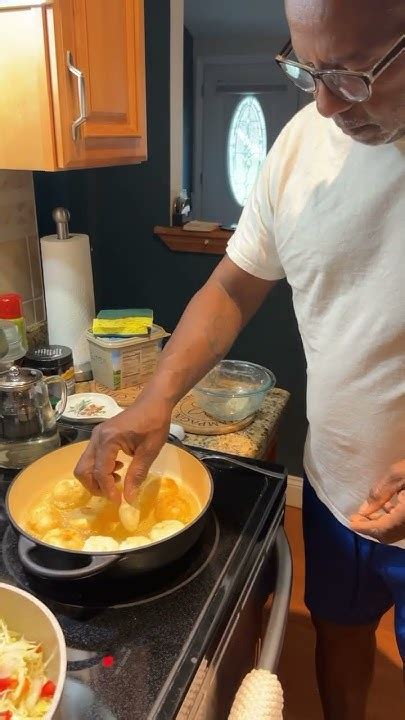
[0,322,67,468]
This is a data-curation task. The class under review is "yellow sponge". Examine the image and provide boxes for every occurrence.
[92,308,153,337]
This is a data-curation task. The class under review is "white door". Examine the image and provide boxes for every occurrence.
[199,61,299,225]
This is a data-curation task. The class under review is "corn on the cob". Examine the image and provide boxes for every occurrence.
[228,669,284,720]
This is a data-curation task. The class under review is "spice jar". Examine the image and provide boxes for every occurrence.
[0,293,27,352]
[24,345,75,396]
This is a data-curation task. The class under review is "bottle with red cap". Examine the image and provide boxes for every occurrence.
[0,293,28,352]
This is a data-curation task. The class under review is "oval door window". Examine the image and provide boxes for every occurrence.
[227,95,267,207]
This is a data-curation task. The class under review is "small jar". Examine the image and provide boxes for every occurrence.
[0,293,27,352]
[24,345,75,396]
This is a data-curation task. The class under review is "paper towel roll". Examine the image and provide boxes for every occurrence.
[40,234,95,372]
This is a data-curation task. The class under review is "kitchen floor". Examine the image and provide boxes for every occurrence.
[278,507,404,719]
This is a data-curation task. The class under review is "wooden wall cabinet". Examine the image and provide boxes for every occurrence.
[0,0,147,170]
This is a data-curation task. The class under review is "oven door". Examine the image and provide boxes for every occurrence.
[176,525,292,720]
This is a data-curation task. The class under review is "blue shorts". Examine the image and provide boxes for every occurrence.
[303,478,405,662]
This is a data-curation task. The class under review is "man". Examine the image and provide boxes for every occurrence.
[75,1,405,717]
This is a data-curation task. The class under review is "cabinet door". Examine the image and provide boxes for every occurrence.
[51,0,147,168]
[0,5,57,171]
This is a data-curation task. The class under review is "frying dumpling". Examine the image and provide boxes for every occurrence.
[52,479,90,509]
[69,509,95,533]
[83,536,119,552]
[119,500,140,533]
[120,536,150,550]
[28,504,61,535]
[42,528,83,550]
[86,496,109,512]
[149,520,185,542]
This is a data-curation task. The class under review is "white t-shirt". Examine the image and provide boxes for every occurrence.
[227,102,405,545]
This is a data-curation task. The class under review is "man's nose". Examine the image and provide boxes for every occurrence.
[315,80,354,118]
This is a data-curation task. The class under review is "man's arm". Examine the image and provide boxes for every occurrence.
[75,256,277,501]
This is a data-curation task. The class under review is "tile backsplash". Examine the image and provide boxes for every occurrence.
[0,171,44,327]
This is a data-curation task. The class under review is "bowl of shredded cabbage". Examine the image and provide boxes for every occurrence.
[0,583,66,719]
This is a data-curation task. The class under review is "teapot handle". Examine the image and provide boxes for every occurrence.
[44,376,68,422]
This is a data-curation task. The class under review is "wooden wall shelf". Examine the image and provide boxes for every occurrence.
[154,226,232,255]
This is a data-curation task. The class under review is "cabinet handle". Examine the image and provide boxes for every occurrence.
[67,51,87,141]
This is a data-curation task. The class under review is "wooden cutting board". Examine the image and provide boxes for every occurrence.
[93,381,254,435]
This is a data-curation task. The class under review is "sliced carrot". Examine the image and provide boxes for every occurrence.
[0,677,17,691]
[40,680,56,698]
[22,677,31,695]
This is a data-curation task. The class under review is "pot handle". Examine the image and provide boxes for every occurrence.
[18,536,120,580]
[168,437,286,480]
[168,432,184,447]
[192,451,286,481]
[44,376,68,422]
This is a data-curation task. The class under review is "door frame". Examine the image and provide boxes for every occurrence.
[192,54,300,219]
[170,0,184,215]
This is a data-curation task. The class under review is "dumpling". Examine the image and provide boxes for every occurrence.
[149,520,185,542]
[119,500,140,533]
[42,528,83,551]
[52,479,90,509]
[69,510,95,534]
[28,504,61,535]
[83,536,119,552]
[120,536,150,550]
[86,496,109,512]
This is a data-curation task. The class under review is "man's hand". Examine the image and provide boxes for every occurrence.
[74,392,172,504]
[350,460,405,544]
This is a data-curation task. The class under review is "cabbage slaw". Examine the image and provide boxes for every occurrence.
[0,619,55,719]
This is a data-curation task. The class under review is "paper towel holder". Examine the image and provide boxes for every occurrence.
[52,207,71,240]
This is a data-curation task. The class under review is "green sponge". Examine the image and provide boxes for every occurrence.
[97,309,153,320]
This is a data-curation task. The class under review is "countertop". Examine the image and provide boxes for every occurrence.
[183,388,289,458]
[75,382,290,460]
[27,323,290,460]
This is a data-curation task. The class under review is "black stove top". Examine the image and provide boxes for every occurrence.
[0,423,286,720]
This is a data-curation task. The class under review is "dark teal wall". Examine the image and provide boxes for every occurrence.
[183,26,194,194]
[34,0,307,475]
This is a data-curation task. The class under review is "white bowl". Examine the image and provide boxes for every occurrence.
[0,583,67,719]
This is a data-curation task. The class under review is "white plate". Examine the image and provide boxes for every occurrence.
[61,393,122,424]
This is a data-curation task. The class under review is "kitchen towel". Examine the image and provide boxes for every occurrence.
[40,233,95,373]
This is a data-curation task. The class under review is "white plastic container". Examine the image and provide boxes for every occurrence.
[87,324,169,390]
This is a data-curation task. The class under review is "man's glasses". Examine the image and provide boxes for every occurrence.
[275,35,405,103]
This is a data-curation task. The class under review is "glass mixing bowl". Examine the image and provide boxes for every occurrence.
[192,360,276,423]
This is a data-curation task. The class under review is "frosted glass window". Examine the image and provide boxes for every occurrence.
[227,96,267,207]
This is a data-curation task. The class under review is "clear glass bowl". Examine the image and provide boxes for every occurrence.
[192,360,276,423]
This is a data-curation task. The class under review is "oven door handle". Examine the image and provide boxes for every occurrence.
[258,527,292,673]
